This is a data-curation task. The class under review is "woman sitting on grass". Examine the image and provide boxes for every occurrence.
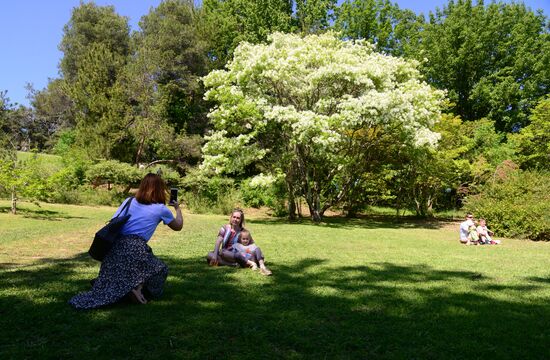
[207,209,246,267]
[206,209,271,275]
[69,173,183,309]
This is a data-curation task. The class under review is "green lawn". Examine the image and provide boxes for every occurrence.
[1,201,549,359]
[17,151,64,174]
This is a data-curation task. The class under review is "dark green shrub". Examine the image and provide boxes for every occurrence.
[464,169,550,240]
[85,160,143,189]
[240,175,287,217]
[241,178,270,208]
[79,186,128,206]
[181,172,240,214]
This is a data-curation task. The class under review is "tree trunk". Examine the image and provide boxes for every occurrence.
[288,194,296,220]
[305,193,322,222]
[11,187,17,215]
[345,207,357,218]
[414,187,426,217]
[426,195,434,218]
[285,179,297,220]
[310,208,322,223]
[134,135,146,166]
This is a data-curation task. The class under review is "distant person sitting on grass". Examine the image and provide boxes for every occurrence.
[233,229,272,276]
[459,213,479,245]
[477,218,500,245]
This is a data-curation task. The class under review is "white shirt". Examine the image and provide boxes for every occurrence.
[460,219,474,241]
[234,243,257,254]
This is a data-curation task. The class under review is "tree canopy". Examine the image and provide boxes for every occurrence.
[4,0,549,221]
[201,32,444,221]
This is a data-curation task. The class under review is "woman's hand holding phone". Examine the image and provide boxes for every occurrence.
[169,188,178,205]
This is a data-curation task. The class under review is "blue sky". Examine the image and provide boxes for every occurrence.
[1,0,548,106]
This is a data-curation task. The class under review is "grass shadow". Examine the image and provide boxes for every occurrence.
[526,275,550,284]
[1,254,549,359]
[249,214,452,230]
[0,206,86,220]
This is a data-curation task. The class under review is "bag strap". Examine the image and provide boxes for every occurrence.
[114,197,133,219]
[222,224,231,249]
[233,230,240,247]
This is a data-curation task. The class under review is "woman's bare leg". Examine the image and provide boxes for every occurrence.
[207,251,236,266]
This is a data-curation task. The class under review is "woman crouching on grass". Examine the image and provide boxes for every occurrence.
[69,173,183,309]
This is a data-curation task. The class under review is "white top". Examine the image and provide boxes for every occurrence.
[234,243,258,254]
[459,219,474,241]
[477,225,493,240]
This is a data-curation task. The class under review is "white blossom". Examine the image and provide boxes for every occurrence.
[200,32,445,177]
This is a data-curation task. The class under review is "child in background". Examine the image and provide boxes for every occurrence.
[234,229,272,275]
[477,219,500,245]
[469,222,480,244]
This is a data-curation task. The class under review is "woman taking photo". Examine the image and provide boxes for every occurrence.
[70,173,183,309]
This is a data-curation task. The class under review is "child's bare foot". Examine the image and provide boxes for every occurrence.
[260,267,272,276]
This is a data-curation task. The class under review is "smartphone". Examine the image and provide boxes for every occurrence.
[170,188,178,204]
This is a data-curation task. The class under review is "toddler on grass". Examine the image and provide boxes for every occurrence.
[233,229,272,276]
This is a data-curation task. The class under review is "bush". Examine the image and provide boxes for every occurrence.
[181,172,241,215]
[46,186,117,206]
[45,167,84,203]
[464,168,550,240]
[241,175,275,208]
[78,186,128,206]
[85,160,143,189]
[240,174,288,217]
[146,165,181,188]
[183,188,241,215]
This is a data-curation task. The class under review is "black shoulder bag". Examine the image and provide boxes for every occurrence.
[88,197,133,261]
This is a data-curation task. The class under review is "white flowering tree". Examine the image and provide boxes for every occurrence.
[201,32,444,221]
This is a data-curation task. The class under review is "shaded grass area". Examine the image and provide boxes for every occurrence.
[1,201,549,359]
[0,205,86,220]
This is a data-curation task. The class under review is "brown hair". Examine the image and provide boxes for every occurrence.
[135,173,168,204]
[229,208,245,228]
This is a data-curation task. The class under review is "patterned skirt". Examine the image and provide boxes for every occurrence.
[69,235,168,309]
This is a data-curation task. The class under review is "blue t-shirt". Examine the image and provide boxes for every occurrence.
[113,197,174,242]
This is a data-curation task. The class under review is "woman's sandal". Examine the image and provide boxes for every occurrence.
[129,284,147,304]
